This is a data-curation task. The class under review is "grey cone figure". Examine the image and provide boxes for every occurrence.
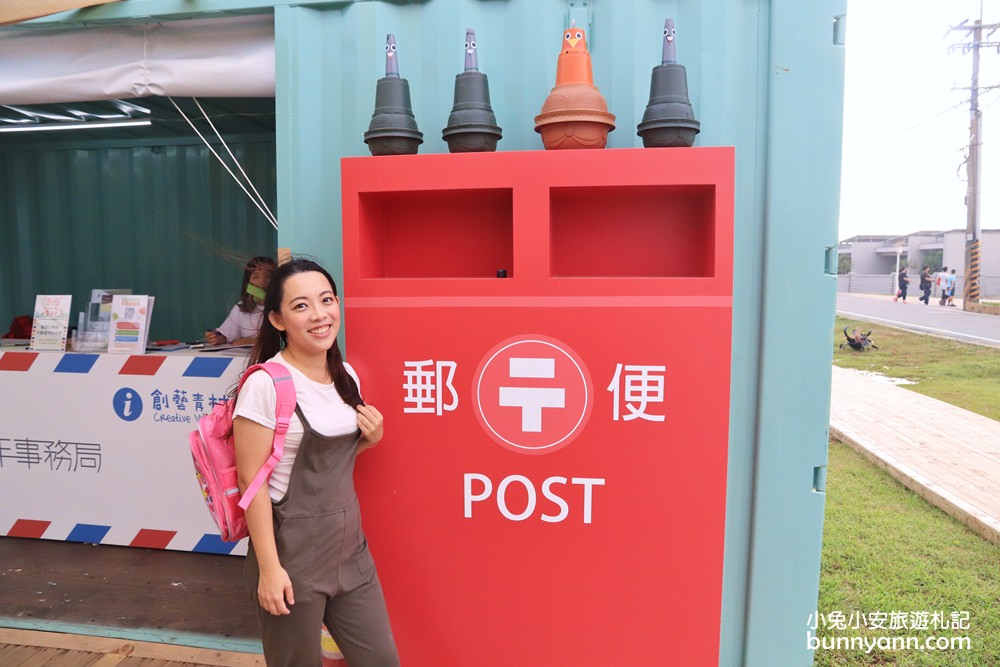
[364,33,423,156]
[637,18,700,148]
[442,28,502,153]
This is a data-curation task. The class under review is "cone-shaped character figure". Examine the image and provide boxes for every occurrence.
[465,28,478,72]
[443,28,502,152]
[556,22,593,85]
[385,34,400,77]
[534,23,615,150]
[364,33,423,155]
[637,18,700,148]
[662,18,677,65]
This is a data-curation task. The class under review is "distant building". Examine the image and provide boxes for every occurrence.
[837,229,1000,297]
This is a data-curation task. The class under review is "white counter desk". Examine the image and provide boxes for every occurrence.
[0,347,248,555]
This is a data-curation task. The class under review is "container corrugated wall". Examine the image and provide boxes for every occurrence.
[0,139,277,341]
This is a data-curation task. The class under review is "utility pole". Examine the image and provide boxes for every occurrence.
[949,19,1000,309]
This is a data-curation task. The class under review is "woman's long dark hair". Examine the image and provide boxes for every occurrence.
[237,256,277,313]
[235,258,363,409]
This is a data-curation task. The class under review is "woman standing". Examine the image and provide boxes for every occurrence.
[232,258,399,667]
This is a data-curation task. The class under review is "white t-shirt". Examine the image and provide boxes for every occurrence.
[215,304,264,343]
[233,351,361,500]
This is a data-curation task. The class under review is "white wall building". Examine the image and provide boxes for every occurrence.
[838,229,1000,298]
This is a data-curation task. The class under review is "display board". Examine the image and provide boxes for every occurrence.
[343,148,734,666]
[0,349,247,555]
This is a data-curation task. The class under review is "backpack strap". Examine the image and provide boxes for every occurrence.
[236,361,297,511]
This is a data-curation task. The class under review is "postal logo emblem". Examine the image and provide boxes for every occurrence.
[473,335,593,455]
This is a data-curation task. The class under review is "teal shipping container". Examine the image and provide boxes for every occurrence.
[0,1,846,664]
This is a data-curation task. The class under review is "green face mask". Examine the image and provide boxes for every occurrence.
[246,283,267,300]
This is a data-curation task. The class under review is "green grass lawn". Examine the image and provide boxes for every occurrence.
[816,442,1000,666]
[817,317,1000,666]
[833,316,1000,421]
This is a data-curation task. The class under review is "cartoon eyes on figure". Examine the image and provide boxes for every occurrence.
[385,43,397,53]
[465,40,477,49]
[565,31,572,40]
[664,28,676,39]
[575,31,583,40]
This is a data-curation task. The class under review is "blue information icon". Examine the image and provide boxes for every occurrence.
[112,387,143,422]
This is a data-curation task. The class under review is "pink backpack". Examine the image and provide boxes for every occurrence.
[190,362,296,542]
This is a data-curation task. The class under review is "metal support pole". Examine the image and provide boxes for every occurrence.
[948,16,1000,307]
[963,21,983,307]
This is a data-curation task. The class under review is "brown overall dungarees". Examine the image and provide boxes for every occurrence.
[245,407,399,667]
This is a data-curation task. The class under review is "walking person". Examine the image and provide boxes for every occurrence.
[918,265,932,305]
[893,265,910,303]
[938,266,949,305]
[233,257,400,667]
[946,268,958,307]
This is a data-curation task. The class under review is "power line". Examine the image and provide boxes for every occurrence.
[947,20,1000,54]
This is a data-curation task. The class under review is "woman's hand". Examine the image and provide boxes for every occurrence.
[257,564,295,616]
[357,404,384,449]
[204,330,226,346]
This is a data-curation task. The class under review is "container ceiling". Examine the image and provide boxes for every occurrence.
[0,96,275,145]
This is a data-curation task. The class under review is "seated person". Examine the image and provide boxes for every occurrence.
[204,256,276,346]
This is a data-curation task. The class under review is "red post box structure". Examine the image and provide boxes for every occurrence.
[342,147,733,666]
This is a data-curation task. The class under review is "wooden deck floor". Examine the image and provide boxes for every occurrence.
[0,628,263,666]
[0,538,262,666]
[829,365,1000,546]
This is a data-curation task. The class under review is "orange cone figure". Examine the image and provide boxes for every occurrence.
[534,24,616,150]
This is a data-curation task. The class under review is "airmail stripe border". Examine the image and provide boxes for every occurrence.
[130,529,178,549]
[5,520,240,555]
[0,351,233,378]
[0,351,39,371]
[7,519,51,539]
[192,534,240,555]
[66,523,111,543]
[182,357,234,378]
[55,354,100,374]
[119,355,167,376]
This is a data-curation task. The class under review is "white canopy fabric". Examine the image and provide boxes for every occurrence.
[0,14,275,104]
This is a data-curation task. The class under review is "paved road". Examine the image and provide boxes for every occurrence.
[835,292,1000,348]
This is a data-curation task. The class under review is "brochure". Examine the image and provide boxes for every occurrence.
[29,295,73,351]
[107,295,156,354]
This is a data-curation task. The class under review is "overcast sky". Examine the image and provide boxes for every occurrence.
[838,0,997,241]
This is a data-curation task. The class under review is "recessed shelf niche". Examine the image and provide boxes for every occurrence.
[357,188,513,279]
[549,184,716,278]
